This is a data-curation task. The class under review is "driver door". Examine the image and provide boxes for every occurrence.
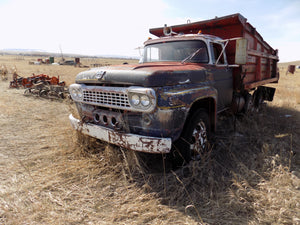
[209,42,233,112]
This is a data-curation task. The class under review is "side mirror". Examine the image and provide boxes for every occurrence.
[235,38,248,64]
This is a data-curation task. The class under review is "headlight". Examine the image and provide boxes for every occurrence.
[128,87,156,112]
[129,93,150,108]
[131,94,140,105]
[140,95,150,106]
[69,84,83,101]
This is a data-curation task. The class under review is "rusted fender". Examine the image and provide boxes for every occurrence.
[69,114,172,154]
[158,84,218,109]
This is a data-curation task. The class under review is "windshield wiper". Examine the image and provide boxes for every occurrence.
[181,48,203,64]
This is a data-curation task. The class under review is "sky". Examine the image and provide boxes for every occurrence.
[0,0,299,62]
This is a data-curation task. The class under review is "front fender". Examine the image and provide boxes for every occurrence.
[157,84,218,109]
[156,84,218,139]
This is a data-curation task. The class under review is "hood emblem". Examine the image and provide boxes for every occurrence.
[95,71,106,81]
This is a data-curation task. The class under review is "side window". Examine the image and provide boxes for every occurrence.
[211,43,225,64]
[146,47,160,61]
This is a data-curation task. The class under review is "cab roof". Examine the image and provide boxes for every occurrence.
[144,34,223,46]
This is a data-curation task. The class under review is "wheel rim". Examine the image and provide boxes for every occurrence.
[190,120,207,154]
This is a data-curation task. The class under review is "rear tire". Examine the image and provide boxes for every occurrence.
[172,109,210,166]
[243,93,254,114]
[252,89,264,112]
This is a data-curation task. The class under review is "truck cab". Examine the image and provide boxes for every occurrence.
[141,34,233,112]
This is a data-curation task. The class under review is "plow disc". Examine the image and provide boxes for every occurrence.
[24,82,69,99]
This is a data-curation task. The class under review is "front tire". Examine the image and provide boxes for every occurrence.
[173,109,210,166]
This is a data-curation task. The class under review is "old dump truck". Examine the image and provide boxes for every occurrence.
[69,13,279,164]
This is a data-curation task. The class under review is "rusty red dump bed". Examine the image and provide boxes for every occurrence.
[150,13,279,91]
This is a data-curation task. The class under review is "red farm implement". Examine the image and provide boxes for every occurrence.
[9,74,68,99]
[9,74,65,89]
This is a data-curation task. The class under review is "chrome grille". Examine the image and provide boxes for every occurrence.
[83,90,130,108]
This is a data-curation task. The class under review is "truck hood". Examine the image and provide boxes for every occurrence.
[75,62,207,87]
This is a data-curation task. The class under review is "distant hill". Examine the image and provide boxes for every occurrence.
[2,48,45,52]
[0,49,88,58]
[0,49,138,60]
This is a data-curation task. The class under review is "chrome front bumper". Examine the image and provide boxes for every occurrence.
[69,114,172,153]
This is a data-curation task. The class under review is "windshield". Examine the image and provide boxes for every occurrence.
[141,40,209,63]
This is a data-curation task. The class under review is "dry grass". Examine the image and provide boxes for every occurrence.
[0,55,299,224]
[276,65,300,108]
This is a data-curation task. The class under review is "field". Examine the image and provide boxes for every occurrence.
[0,55,299,224]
